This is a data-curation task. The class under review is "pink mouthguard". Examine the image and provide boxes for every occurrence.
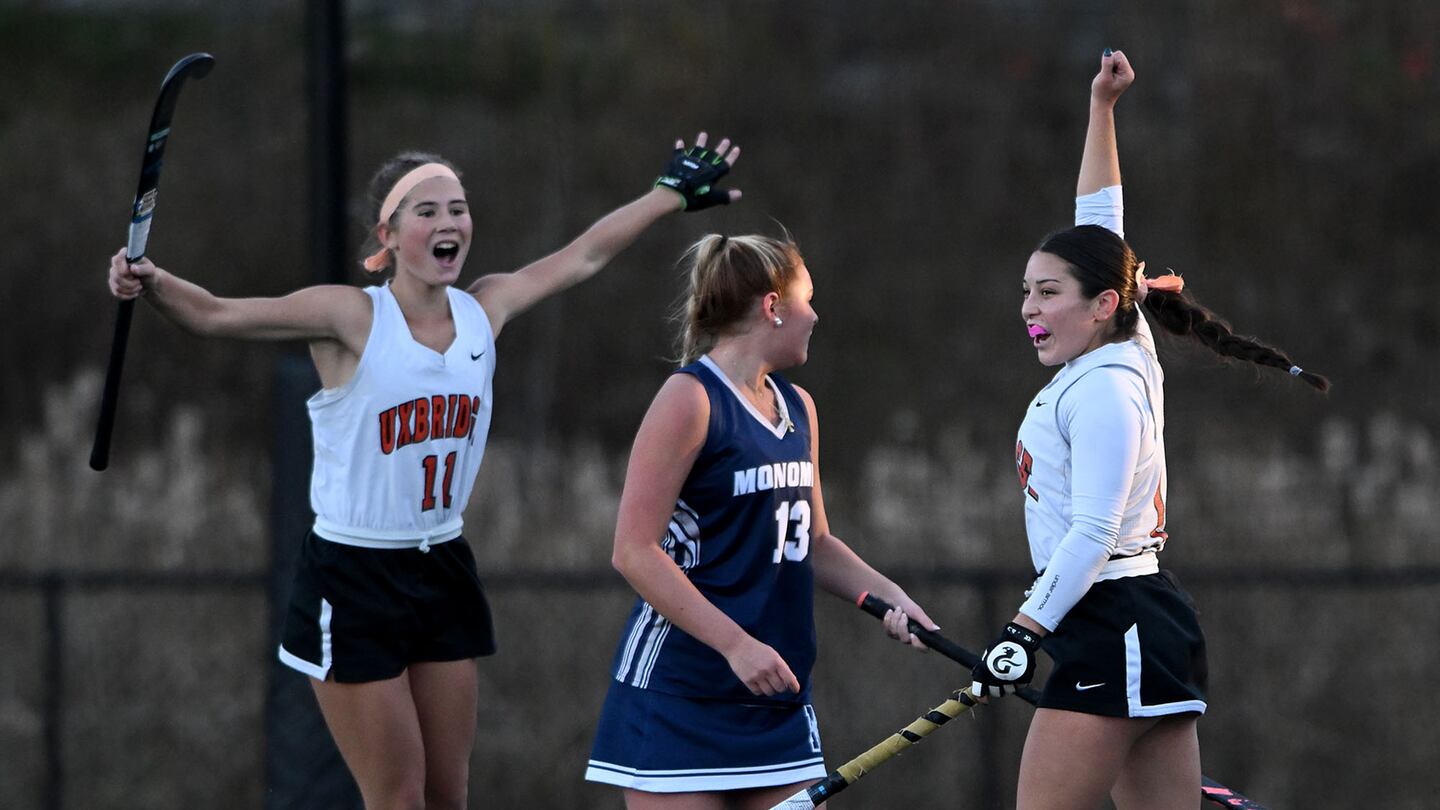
[1028,325,1049,338]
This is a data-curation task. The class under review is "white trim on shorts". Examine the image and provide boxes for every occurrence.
[313,517,462,551]
[1124,623,1207,717]
[582,756,827,793]
[277,597,334,680]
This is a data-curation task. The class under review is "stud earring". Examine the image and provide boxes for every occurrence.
[772,316,784,327]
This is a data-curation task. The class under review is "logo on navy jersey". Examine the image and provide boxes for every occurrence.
[732,461,814,495]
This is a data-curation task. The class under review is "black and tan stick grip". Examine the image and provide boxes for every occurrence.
[767,687,979,810]
[856,592,1045,706]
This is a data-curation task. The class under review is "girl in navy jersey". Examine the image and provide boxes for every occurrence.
[967,52,1328,809]
[107,134,740,810]
[586,234,939,808]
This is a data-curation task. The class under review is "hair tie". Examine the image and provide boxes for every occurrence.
[1135,261,1184,303]
[1289,365,1303,376]
[362,247,392,273]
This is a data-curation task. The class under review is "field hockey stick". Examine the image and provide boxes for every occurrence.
[768,687,980,809]
[856,592,1271,810]
[857,592,1043,703]
[90,53,215,471]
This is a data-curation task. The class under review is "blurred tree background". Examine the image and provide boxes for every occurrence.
[1,0,1437,807]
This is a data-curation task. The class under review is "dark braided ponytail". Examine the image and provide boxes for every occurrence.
[1036,225,1329,392]
[1141,290,1329,391]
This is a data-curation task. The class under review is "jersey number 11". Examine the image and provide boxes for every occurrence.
[421,452,457,511]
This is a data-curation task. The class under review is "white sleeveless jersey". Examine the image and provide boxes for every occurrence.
[307,283,496,548]
[1015,186,1169,631]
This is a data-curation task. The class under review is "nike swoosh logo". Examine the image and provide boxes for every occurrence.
[470,351,485,361]
[1075,681,1105,691]
[1034,401,1047,407]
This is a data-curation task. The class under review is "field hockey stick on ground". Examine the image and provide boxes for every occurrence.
[768,686,980,810]
[90,52,215,472]
[856,592,1270,810]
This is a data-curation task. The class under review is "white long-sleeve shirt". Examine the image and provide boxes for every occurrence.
[1016,186,1169,631]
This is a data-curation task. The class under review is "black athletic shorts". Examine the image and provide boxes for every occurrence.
[1038,570,1208,718]
[278,531,496,683]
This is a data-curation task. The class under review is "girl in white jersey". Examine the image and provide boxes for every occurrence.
[967,52,1328,809]
[106,134,741,810]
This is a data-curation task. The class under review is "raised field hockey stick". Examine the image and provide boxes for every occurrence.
[856,592,1271,810]
[90,53,215,471]
[768,686,981,810]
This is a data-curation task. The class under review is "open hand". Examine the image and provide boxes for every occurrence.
[655,132,742,211]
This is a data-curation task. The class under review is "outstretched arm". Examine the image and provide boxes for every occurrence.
[107,248,370,346]
[1076,49,1134,197]
[468,133,741,337]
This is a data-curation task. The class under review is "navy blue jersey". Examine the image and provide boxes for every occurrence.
[609,356,817,704]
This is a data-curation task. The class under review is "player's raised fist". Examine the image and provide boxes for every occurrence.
[1092,48,1135,105]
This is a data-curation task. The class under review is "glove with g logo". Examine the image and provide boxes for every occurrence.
[970,622,1043,698]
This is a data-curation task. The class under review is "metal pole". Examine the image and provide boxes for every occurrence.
[308,0,350,286]
[42,573,64,810]
[264,1,359,807]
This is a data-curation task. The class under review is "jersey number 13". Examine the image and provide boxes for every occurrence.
[772,500,811,563]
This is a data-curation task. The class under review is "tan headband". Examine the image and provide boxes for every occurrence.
[378,163,459,223]
[363,162,461,272]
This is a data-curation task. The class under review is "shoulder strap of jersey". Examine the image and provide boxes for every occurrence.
[447,286,496,351]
